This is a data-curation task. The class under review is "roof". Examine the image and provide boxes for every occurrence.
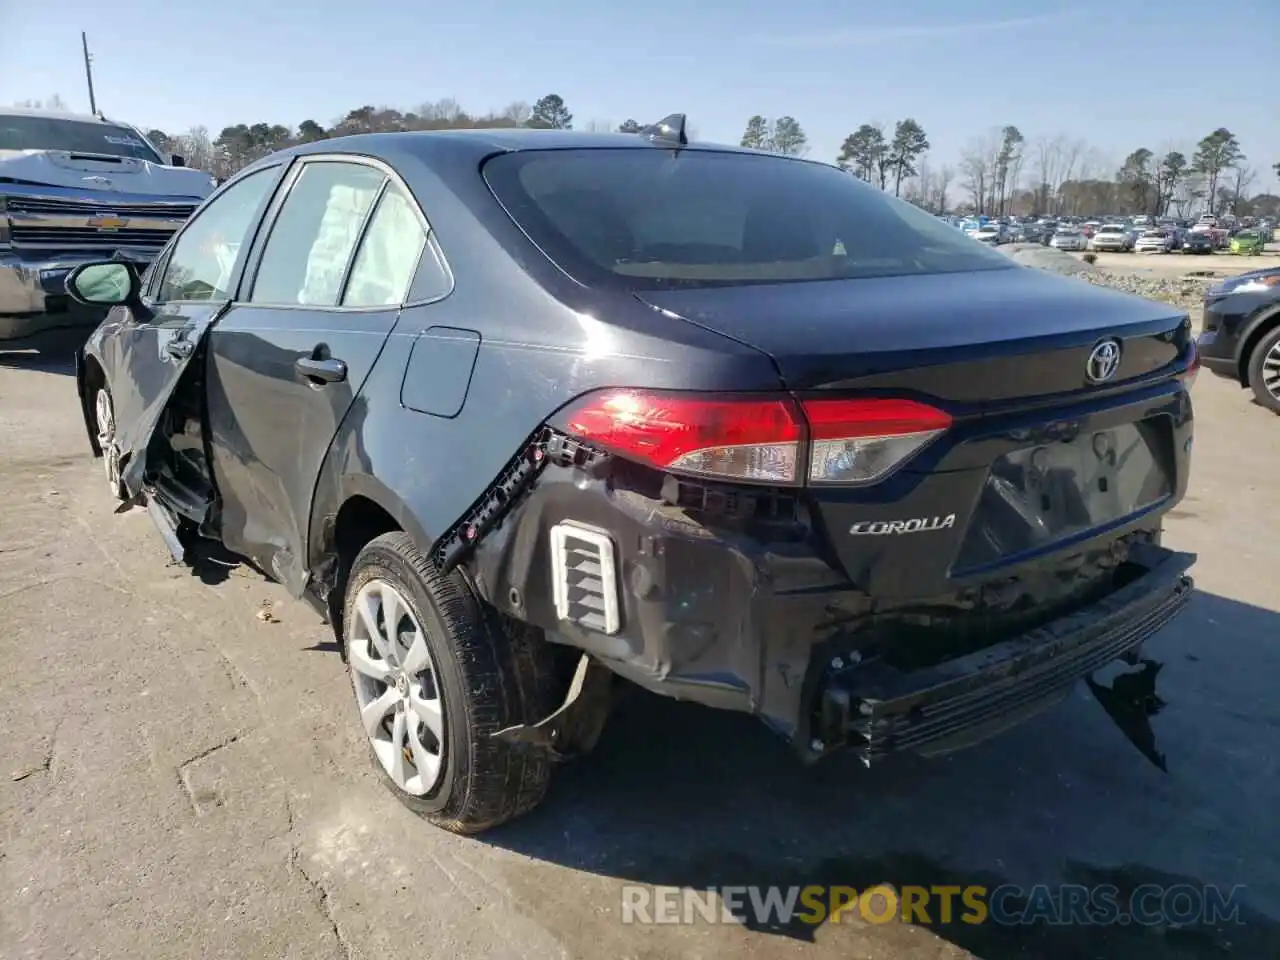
[286,127,773,162]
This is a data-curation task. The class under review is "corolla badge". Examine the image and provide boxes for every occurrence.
[1086,338,1123,384]
[849,514,956,536]
[81,175,114,189]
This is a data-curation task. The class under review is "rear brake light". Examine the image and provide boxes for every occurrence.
[556,390,952,486]
[1180,340,1200,388]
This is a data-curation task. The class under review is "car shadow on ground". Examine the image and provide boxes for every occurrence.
[0,345,77,376]
[486,590,1280,959]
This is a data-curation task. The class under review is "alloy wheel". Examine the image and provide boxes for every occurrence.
[94,389,123,494]
[1262,341,1280,402]
[348,579,446,795]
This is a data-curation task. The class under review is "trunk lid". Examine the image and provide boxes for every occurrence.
[638,266,1193,599]
[636,265,1190,408]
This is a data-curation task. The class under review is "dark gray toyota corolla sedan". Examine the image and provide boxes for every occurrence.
[67,118,1198,833]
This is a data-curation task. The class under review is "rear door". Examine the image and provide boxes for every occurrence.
[205,157,431,594]
[100,164,285,494]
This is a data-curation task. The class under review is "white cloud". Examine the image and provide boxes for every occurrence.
[756,14,1069,49]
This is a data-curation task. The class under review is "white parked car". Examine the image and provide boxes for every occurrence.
[971,224,1003,245]
[1090,224,1134,252]
[1134,230,1174,253]
[1049,230,1088,252]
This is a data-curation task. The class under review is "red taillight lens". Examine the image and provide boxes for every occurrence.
[1181,340,1200,389]
[556,390,952,486]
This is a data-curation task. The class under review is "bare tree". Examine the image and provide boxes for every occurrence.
[934,165,954,214]
[1032,135,1065,213]
[416,98,463,125]
[173,126,215,173]
[584,118,613,133]
[960,130,1001,214]
[499,101,531,126]
[12,94,68,110]
[1229,164,1257,214]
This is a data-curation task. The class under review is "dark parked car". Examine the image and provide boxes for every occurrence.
[67,120,1199,833]
[1180,231,1215,254]
[1198,267,1280,413]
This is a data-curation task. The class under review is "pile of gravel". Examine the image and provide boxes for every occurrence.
[998,243,1210,309]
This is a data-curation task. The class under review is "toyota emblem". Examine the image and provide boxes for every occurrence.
[1086,338,1122,384]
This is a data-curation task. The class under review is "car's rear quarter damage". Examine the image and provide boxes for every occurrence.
[452,328,1197,762]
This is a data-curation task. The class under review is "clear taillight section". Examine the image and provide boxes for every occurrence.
[556,390,953,486]
[805,397,952,484]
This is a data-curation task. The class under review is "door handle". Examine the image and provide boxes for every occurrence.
[295,356,348,384]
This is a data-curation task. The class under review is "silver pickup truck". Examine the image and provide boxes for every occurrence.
[0,107,216,345]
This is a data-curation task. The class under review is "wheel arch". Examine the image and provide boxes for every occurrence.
[77,350,107,457]
[1236,307,1280,386]
[307,470,436,631]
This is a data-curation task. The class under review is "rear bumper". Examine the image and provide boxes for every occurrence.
[813,544,1194,763]
[0,248,151,340]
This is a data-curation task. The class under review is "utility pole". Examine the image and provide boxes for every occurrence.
[82,32,98,115]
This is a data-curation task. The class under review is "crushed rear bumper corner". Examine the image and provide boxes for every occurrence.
[811,543,1195,765]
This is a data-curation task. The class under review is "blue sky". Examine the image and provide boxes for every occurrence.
[3,0,1277,191]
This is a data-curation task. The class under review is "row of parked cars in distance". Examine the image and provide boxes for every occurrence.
[944,213,1274,256]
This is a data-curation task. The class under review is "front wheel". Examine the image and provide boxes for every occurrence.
[92,386,128,501]
[343,532,558,833]
[1247,326,1280,415]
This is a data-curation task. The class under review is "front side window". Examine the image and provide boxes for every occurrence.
[483,148,1014,290]
[250,161,386,306]
[156,167,278,302]
[342,183,428,307]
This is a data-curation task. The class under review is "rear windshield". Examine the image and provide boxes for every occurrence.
[0,115,163,163]
[483,148,1014,289]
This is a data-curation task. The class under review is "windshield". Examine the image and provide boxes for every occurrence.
[483,148,1014,289]
[0,115,163,162]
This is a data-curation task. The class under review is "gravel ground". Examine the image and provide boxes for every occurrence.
[1000,241,1280,311]
[3,281,1280,958]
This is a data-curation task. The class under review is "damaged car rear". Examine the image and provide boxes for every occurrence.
[69,118,1198,834]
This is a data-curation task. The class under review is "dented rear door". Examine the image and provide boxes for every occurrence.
[103,163,289,495]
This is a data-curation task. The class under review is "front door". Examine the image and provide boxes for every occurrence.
[96,165,284,496]
[205,159,430,595]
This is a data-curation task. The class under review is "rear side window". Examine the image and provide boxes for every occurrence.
[483,149,1013,289]
[342,183,428,307]
[250,161,386,306]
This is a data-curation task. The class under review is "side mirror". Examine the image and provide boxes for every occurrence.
[170,154,186,167]
[66,261,141,308]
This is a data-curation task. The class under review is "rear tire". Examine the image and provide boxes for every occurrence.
[342,532,557,833]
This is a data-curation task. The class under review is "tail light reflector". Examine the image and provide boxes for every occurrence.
[556,390,952,486]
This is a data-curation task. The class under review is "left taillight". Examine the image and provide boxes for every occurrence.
[1181,339,1200,389]
[554,390,952,486]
